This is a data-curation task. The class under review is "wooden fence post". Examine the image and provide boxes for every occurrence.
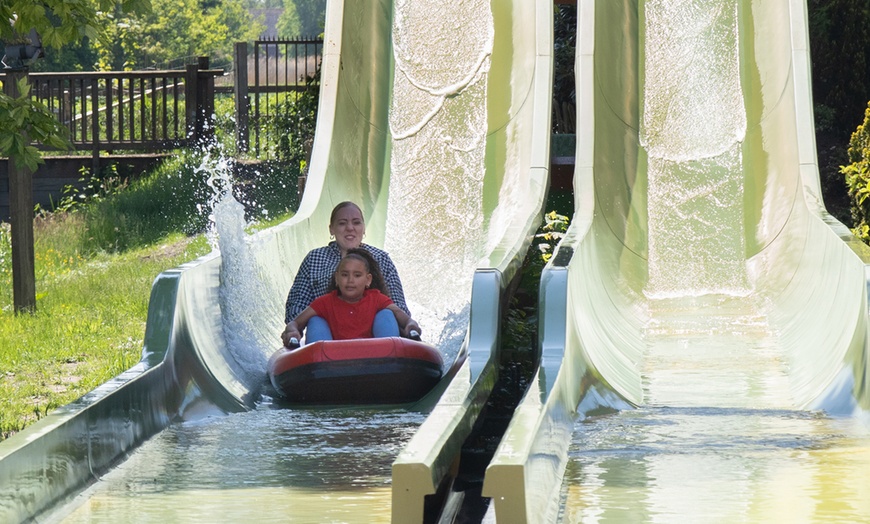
[4,69,36,313]
[185,62,199,143]
[234,42,249,154]
[196,56,215,145]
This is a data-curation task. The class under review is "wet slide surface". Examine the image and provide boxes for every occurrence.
[52,409,425,523]
[484,0,870,521]
[0,0,550,522]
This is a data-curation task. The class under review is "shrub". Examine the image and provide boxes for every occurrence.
[842,101,870,243]
[502,211,570,350]
[269,69,320,168]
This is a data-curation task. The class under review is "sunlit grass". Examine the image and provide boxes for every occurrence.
[0,169,297,441]
[0,110,303,440]
[0,215,212,439]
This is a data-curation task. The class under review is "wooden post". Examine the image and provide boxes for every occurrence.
[4,69,36,313]
[234,42,249,154]
[185,62,199,143]
[196,56,214,145]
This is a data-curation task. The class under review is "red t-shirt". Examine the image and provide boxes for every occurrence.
[310,289,394,340]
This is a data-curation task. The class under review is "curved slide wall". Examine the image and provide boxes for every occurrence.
[0,1,551,522]
[483,0,870,522]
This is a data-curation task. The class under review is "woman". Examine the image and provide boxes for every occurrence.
[283,201,421,341]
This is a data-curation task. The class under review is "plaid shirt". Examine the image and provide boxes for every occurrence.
[284,242,410,322]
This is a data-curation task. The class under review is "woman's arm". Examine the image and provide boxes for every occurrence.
[282,306,318,347]
[285,255,314,323]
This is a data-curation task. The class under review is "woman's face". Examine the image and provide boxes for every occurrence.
[329,205,366,254]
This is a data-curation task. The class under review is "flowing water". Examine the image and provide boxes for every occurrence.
[386,0,493,329]
[51,407,426,523]
[558,297,870,522]
[557,0,870,520]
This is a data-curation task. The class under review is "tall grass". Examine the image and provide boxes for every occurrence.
[0,217,212,439]
[0,148,299,440]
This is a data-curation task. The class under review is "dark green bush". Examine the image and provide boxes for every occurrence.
[502,210,570,350]
[842,102,870,243]
[269,70,320,168]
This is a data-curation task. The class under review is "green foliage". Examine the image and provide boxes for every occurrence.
[42,165,130,217]
[212,95,239,152]
[0,220,211,439]
[0,223,9,284]
[277,0,302,38]
[45,149,299,254]
[269,69,320,166]
[30,37,98,72]
[0,0,150,50]
[0,77,71,171]
[294,0,327,37]
[503,211,570,350]
[842,102,870,243]
[75,152,216,252]
[93,0,263,70]
[0,0,150,169]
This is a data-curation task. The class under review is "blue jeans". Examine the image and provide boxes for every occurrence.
[305,309,399,343]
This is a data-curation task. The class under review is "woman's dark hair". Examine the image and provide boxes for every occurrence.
[329,201,364,226]
[329,248,389,297]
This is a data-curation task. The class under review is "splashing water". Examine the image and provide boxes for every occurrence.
[641,0,750,298]
[386,0,494,346]
[194,144,277,383]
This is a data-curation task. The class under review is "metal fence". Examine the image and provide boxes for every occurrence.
[233,37,323,156]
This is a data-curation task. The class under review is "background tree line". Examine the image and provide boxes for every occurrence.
[31,0,326,72]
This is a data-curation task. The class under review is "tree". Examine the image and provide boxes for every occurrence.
[92,0,263,70]
[277,0,302,39]
[1,0,151,170]
[295,0,326,37]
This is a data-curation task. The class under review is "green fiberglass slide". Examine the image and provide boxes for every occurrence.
[0,1,552,522]
[483,0,870,522]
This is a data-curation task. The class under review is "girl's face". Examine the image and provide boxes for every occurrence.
[335,258,372,302]
[329,205,366,254]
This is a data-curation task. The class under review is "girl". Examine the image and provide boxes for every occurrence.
[281,248,416,346]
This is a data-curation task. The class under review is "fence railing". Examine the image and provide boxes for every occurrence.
[2,39,325,168]
[1,58,222,168]
[233,38,323,156]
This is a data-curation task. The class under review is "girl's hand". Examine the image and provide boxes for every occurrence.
[282,323,301,347]
[403,320,422,339]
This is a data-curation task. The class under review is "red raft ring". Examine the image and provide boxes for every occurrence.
[267,337,444,404]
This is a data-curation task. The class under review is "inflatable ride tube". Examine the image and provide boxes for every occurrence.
[267,337,444,404]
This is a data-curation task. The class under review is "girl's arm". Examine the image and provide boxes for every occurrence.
[386,304,421,338]
[282,306,318,347]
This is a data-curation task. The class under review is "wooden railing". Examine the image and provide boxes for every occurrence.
[1,57,223,159]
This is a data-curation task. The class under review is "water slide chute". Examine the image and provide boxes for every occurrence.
[482,0,870,521]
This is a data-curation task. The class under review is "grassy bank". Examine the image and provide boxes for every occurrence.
[0,148,298,440]
[0,215,211,439]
